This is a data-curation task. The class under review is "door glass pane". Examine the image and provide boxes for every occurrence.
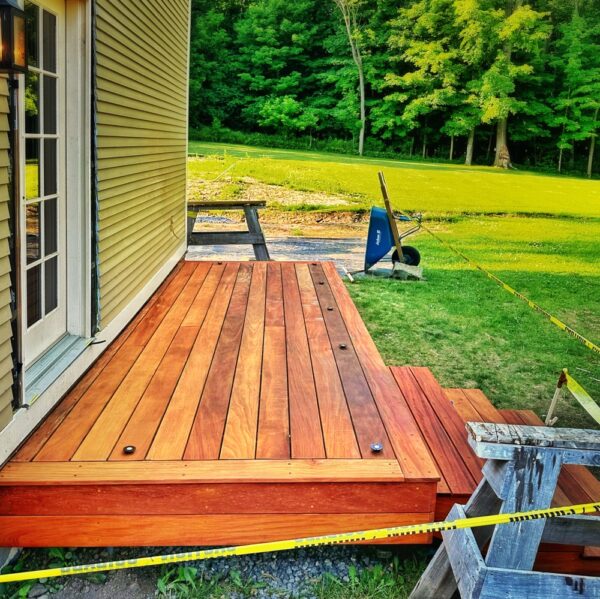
[25,72,40,134]
[45,257,58,314]
[43,138,57,196]
[43,75,56,134]
[25,2,39,69]
[26,203,40,263]
[44,198,57,255]
[25,139,40,199]
[27,265,42,327]
[42,11,56,73]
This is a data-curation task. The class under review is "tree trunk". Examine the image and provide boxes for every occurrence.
[409,137,415,157]
[494,118,510,168]
[335,1,366,156]
[465,128,475,166]
[558,147,563,173]
[422,135,427,159]
[449,135,455,161]
[587,107,598,178]
[486,131,493,160]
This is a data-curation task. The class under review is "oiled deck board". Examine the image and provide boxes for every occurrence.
[75,263,212,461]
[220,263,267,459]
[147,263,240,460]
[34,263,196,462]
[321,262,438,480]
[310,264,393,459]
[256,263,290,459]
[185,264,252,459]
[282,263,325,459]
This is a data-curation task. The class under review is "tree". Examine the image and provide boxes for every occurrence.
[550,0,600,176]
[333,0,368,155]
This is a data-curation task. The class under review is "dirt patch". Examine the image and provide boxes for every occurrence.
[188,175,356,208]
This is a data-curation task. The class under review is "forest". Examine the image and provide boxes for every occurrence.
[188,0,600,177]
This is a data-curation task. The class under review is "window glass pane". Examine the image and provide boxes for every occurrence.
[26,202,40,264]
[25,1,39,68]
[27,265,42,327]
[45,257,58,314]
[43,138,57,196]
[14,15,27,70]
[43,11,57,73]
[25,72,40,134]
[25,139,40,199]
[43,75,56,134]
[44,198,57,255]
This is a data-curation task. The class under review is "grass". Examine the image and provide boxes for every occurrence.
[188,142,600,218]
[190,142,600,429]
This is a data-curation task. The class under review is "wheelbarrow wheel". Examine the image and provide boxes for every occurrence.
[392,246,421,266]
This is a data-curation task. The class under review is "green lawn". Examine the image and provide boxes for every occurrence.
[190,142,600,429]
[189,141,600,218]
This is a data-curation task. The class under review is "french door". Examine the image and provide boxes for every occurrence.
[20,0,67,365]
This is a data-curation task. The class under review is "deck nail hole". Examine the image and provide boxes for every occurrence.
[327,306,334,311]
[339,343,347,350]
[370,442,383,453]
[123,445,136,455]
[319,281,325,285]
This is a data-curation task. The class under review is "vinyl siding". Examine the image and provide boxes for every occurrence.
[0,76,14,431]
[95,0,190,327]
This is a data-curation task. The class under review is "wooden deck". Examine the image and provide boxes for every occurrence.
[0,259,596,577]
[0,261,440,547]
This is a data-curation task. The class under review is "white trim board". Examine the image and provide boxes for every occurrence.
[0,243,186,466]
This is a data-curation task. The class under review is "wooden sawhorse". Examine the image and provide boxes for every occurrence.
[187,200,271,261]
[412,422,600,599]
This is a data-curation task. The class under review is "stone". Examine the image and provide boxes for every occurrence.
[28,584,47,598]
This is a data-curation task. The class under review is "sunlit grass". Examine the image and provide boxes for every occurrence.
[188,143,600,218]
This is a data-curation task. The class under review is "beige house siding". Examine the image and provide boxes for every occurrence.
[95,0,190,328]
[0,76,14,431]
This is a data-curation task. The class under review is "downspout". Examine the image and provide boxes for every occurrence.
[90,0,100,335]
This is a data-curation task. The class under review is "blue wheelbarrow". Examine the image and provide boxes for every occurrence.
[348,172,422,278]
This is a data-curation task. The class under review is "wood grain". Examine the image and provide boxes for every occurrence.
[147,263,240,460]
[0,513,434,547]
[184,264,252,459]
[220,263,267,459]
[321,262,439,481]
[257,263,289,459]
[0,459,404,484]
[281,263,325,458]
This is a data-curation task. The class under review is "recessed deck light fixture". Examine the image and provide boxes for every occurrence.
[0,0,27,73]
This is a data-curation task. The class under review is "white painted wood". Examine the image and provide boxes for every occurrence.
[0,243,185,465]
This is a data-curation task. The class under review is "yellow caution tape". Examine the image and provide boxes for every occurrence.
[563,369,600,425]
[0,502,598,584]
[422,227,600,356]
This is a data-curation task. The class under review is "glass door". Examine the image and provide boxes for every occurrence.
[20,0,66,365]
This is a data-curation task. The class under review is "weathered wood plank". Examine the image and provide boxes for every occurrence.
[221,263,267,459]
[468,422,600,451]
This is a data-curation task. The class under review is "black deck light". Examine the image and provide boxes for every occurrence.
[0,0,27,73]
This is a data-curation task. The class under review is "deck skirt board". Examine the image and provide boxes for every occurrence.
[1,261,440,548]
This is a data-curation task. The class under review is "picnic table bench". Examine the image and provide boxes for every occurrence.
[187,200,270,260]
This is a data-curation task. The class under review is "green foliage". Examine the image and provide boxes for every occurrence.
[188,0,600,175]
[314,555,426,599]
